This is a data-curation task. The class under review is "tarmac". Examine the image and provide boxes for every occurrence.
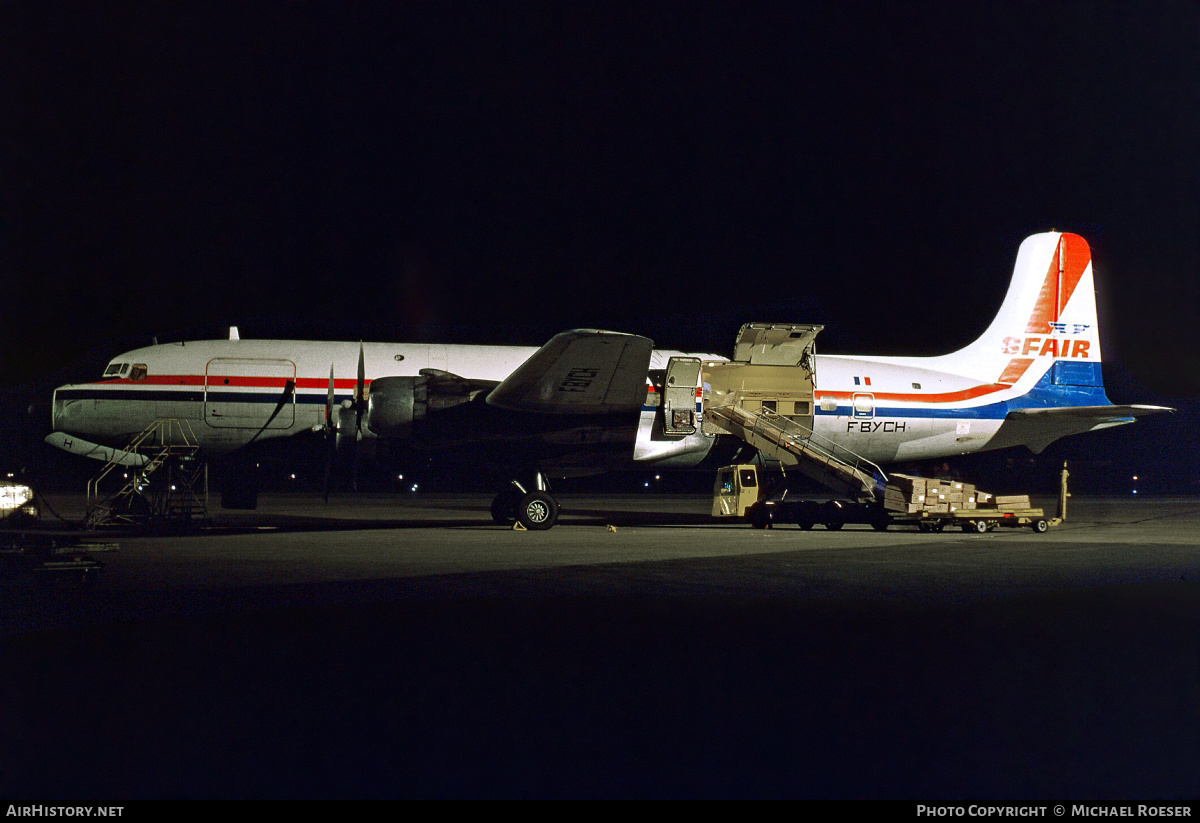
[2,492,1199,798]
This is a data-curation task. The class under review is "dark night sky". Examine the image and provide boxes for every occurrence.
[2,2,1198,393]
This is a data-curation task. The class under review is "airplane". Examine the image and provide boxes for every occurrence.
[45,231,1170,529]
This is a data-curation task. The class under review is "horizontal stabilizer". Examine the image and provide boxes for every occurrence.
[44,432,149,467]
[486,330,654,414]
[989,404,1173,454]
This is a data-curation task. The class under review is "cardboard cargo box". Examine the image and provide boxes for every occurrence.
[887,474,928,494]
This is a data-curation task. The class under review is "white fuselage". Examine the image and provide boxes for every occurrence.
[52,337,1042,469]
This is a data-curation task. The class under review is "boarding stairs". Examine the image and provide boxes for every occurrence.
[705,402,887,501]
[85,420,209,528]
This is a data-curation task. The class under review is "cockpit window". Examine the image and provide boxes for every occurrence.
[103,363,129,378]
[130,364,148,381]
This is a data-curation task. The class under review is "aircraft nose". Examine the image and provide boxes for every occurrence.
[44,386,65,432]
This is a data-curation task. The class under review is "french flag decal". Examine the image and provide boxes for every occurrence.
[853,376,872,386]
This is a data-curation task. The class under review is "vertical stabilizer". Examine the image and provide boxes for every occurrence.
[940,232,1102,396]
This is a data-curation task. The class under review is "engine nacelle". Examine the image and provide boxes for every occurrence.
[365,376,429,437]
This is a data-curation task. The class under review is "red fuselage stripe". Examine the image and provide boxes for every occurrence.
[91,374,1016,406]
[93,375,370,390]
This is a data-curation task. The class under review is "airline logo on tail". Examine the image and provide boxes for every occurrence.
[1048,322,1091,335]
[1002,336,1091,358]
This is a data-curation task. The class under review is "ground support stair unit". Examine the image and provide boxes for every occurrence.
[699,322,886,502]
[706,403,886,501]
[85,420,209,528]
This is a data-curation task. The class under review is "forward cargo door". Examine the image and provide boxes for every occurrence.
[205,358,297,429]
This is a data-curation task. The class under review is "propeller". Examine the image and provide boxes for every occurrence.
[324,343,369,497]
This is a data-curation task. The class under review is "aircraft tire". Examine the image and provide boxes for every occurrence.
[516,491,558,530]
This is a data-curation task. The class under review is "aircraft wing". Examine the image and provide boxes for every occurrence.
[988,404,1174,453]
[486,330,654,414]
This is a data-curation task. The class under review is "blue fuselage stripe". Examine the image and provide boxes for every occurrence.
[60,366,1112,421]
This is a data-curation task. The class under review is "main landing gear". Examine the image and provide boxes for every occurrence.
[491,473,560,530]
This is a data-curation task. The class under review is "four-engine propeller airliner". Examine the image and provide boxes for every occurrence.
[47,231,1169,528]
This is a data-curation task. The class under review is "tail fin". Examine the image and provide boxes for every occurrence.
[938,231,1172,450]
[942,232,1104,399]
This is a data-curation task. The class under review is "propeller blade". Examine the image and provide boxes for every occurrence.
[323,365,336,503]
[353,342,366,492]
[325,364,335,430]
[355,342,366,426]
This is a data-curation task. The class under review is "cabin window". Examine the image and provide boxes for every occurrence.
[130,364,148,381]
[853,393,874,418]
[911,382,921,390]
